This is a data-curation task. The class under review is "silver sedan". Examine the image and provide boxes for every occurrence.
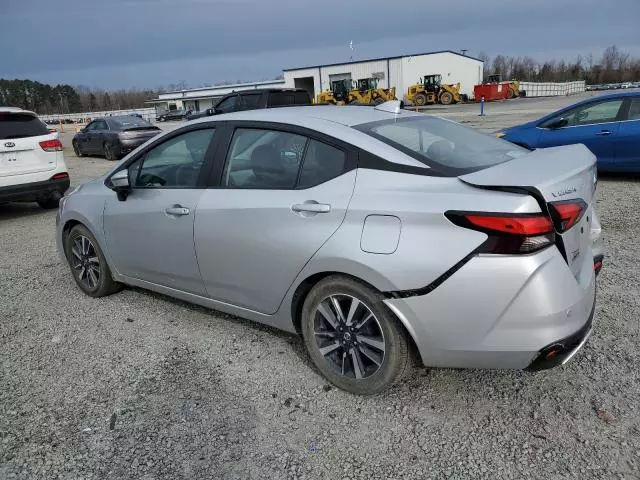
[56,102,601,394]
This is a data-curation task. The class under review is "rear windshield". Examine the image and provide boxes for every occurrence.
[110,116,156,130]
[0,113,49,139]
[355,116,528,175]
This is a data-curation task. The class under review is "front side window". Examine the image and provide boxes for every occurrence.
[222,128,306,189]
[129,128,215,188]
[541,99,624,128]
[216,96,237,113]
[356,116,527,175]
[95,120,108,130]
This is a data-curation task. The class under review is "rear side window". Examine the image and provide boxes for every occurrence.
[0,113,49,139]
[298,140,346,189]
[355,116,527,175]
[238,94,262,111]
[627,97,640,121]
[268,91,310,107]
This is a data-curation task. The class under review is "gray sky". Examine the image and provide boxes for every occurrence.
[2,0,639,89]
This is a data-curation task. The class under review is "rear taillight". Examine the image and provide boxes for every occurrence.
[446,211,555,254]
[51,172,69,180]
[549,200,586,232]
[39,139,63,152]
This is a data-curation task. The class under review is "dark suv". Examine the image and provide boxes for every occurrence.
[186,88,312,121]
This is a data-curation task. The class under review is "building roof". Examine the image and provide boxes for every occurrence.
[158,79,285,96]
[283,50,483,72]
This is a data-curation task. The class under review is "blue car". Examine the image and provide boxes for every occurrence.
[497,92,640,172]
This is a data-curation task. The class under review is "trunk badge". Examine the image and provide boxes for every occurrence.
[4,142,16,148]
[551,187,577,198]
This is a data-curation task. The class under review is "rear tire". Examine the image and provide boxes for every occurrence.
[301,275,411,395]
[103,142,119,161]
[414,93,427,106]
[374,97,386,105]
[64,224,121,297]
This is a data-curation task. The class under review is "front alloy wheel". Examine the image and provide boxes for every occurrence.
[65,225,121,297]
[301,275,411,395]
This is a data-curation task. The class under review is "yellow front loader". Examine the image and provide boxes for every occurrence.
[406,74,461,106]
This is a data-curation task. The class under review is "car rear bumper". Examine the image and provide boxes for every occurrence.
[116,138,155,155]
[384,246,596,369]
[0,177,70,202]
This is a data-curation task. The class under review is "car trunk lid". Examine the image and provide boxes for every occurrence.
[459,144,598,279]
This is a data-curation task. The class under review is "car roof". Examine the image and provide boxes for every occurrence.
[0,106,37,116]
[224,88,308,95]
[189,104,423,127]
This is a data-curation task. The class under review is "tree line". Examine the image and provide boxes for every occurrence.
[478,46,640,84]
[0,79,160,115]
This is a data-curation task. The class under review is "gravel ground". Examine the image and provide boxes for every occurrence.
[1,102,639,479]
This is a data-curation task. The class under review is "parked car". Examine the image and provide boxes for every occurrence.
[0,107,69,209]
[186,88,312,121]
[156,109,192,122]
[72,115,161,161]
[57,102,601,394]
[496,92,640,172]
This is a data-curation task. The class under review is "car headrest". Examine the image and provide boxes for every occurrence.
[251,144,283,175]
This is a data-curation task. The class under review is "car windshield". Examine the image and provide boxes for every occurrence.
[110,116,155,130]
[356,116,528,175]
[0,113,49,139]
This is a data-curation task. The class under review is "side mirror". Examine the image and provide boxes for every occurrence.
[206,108,215,116]
[109,169,130,201]
[547,118,568,129]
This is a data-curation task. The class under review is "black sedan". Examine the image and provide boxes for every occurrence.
[156,109,192,122]
[72,116,161,161]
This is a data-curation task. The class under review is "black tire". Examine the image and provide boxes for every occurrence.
[414,92,427,106]
[72,141,83,157]
[64,224,121,297]
[374,97,386,105]
[301,275,411,395]
[103,142,119,161]
[439,91,454,105]
[37,196,60,209]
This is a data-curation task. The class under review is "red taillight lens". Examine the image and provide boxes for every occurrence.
[549,200,586,232]
[51,172,69,180]
[39,139,63,152]
[463,215,554,236]
[446,211,555,254]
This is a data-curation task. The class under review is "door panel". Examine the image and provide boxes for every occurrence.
[611,98,640,172]
[103,127,217,294]
[194,171,356,314]
[104,189,206,294]
[537,123,619,164]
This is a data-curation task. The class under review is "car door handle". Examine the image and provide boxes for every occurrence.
[291,202,331,213]
[595,130,613,136]
[165,206,190,216]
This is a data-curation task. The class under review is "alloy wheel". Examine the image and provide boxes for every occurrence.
[70,235,101,290]
[313,294,386,379]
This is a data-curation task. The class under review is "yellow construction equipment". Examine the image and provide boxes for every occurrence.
[406,74,462,106]
[315,79,350,105]
[486,74,521,99]
[347,78,397,105]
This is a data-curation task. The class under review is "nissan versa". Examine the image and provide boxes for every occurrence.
[56,102,602,394]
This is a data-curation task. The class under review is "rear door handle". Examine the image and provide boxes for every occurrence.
[165,206,190,216]
[292,202,331,213]
[595,130,613,136]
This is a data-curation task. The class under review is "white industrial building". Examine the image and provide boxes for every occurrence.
[147,50,483,113]
[283,50,484,101]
